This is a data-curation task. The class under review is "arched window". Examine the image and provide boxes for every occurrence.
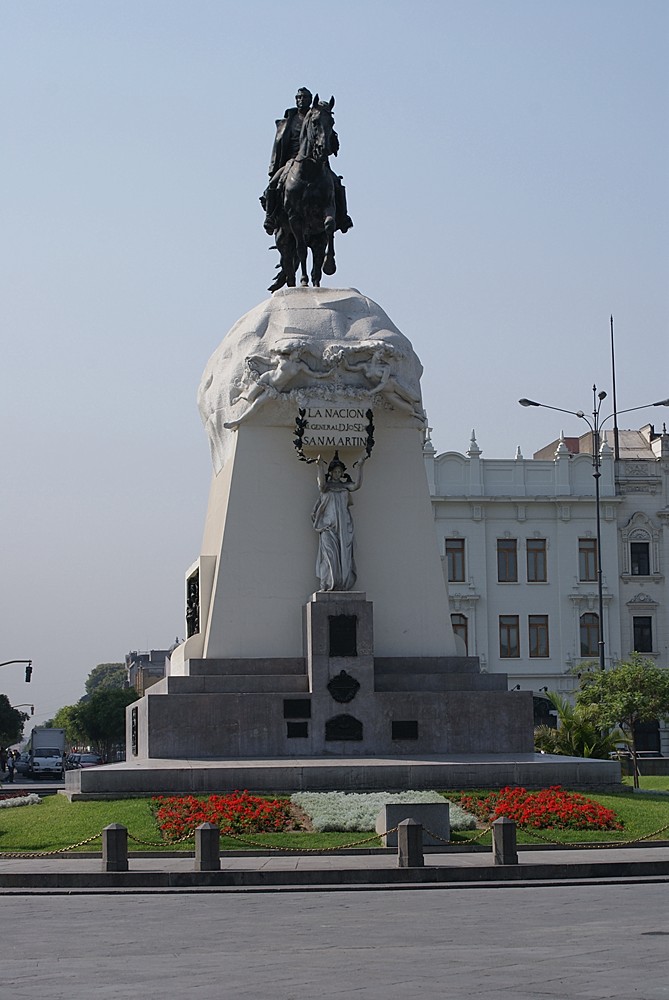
[580,613,600,657]
[451,613,468,654]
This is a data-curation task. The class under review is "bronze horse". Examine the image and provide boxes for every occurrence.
[275,95,339,288]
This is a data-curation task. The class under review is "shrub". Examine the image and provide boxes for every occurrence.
[456,785,622,831]
[0,793,41,809]
[152,791,292,841]
[291,790,477,832]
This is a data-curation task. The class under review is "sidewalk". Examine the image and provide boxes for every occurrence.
[2,844,669,891]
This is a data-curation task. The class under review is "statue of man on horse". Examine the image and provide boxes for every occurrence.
[261,88,353,292]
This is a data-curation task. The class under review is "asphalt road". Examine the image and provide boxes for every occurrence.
[4,882,669,999]
[3,779,64,790]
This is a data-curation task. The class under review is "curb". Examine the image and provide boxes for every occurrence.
[3,858,669,892]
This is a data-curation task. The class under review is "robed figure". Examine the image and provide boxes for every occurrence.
[312,452,366,592]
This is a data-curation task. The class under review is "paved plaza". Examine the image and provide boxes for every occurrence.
[4,881,669,999]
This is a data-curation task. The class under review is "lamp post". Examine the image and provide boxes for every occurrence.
[519,388,669,671]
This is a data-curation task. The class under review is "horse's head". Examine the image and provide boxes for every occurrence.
[300,95,337,162]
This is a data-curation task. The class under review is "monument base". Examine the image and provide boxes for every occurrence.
[125,593,536,761]
[63,753,621,800]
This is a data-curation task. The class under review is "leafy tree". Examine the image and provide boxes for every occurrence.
[534,692,627,760]
[48,704,86,747]
[72,688,138,761]
[85,662,127,696]
[576,654,669,788]
[0,694,29,747]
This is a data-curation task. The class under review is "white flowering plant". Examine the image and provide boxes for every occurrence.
[0,793,41,809]
[291,790,477,833]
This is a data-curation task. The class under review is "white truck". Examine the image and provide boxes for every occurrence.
[28,727,65,780]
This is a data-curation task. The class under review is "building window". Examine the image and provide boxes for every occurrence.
[633,616,653,653]
[451,613,468,654]
[497,539,518,582]
[527,539,547,582]
[499,615,520,658]
[529,615,549,657]
[630,542,650,577]
[445,538,465,582]
[580,613,600,657]
[578,538,598,582]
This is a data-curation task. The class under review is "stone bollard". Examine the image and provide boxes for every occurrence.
[102,823,128,872]
[195,822,220,872]
[397,818,424,868]
[492,816,518,866]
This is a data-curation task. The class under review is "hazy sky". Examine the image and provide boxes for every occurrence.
[2,0,667,727]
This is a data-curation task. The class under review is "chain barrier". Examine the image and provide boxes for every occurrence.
[126,830,194,847]
[124,817,669,853]
[516,819,669,849]
[0,827,398,857]
[3,819,669,860]
[0,832,102,859]
[198,827,399,853]
[420,824,493,846]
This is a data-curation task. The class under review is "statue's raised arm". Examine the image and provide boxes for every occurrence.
[260,88,353,293]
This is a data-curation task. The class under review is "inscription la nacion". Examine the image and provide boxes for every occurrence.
[306,407,366,419]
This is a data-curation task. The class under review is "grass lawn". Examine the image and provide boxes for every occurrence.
[1,788,669,853]
[0,795,379,853]
[622,775,669,792]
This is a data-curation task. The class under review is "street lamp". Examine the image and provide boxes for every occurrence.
[0,659,33,682]
[519,388,669,671]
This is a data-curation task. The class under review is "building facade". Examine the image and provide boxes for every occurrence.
[125,648,172,697]
[426,423,669,751]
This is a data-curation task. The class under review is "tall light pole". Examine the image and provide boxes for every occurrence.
[519,389,669,671]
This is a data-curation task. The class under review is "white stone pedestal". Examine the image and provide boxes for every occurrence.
[171,287,457,669]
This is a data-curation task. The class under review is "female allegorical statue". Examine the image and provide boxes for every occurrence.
[312,451,368,591]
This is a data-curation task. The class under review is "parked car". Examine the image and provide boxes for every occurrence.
[14,752,31,776]
[65,753,81,770]
[30,749,64,780]
[76,753,104,769]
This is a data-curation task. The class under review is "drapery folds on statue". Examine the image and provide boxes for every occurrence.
[312,452,367,591]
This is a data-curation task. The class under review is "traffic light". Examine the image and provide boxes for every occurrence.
[25,661,33,683]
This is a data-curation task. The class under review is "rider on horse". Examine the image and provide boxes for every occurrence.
[261,88,352,290]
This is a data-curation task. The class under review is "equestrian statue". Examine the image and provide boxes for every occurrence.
[261,87,353,292]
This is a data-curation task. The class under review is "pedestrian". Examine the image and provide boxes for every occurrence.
[6,752,14,783]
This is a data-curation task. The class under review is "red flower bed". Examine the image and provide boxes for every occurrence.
[152,791,293,841]
[457,786,623,831]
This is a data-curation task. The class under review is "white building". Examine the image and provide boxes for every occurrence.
[426,423,669,750]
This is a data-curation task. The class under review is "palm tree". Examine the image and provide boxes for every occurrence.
[534,692,628,759]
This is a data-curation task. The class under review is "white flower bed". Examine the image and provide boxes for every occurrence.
[0,793,41,809]
[291,790,477,832]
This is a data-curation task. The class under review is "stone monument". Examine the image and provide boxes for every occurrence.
[65,91,620,798]
[122,285,540,772]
